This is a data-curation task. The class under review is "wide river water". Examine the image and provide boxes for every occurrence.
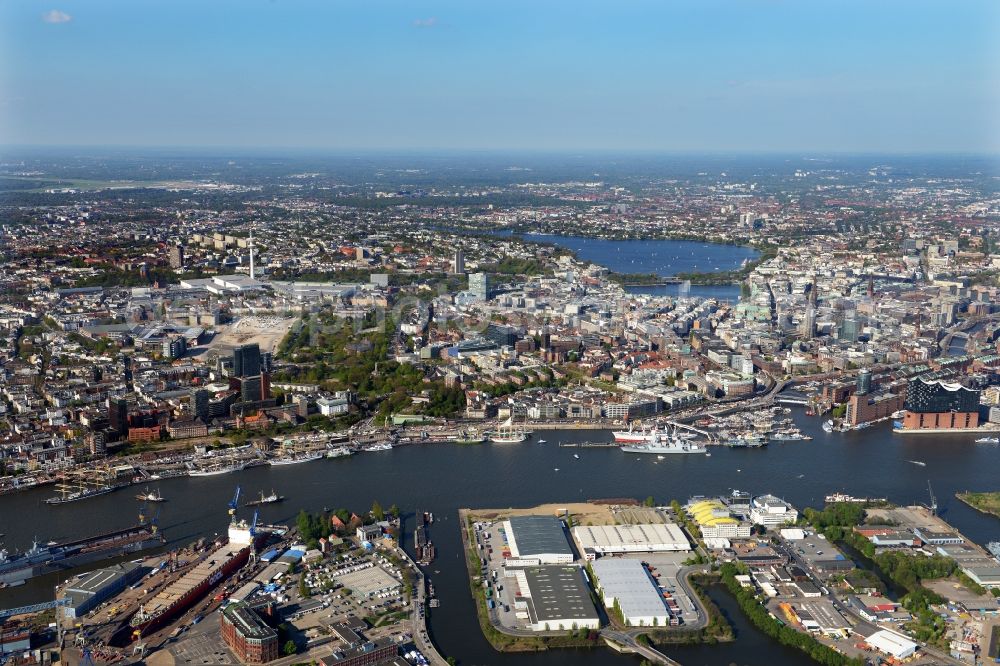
[2,410,998,665]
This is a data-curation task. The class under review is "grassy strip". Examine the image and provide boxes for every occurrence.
[957,491,1000,519]
[719,563,864,666]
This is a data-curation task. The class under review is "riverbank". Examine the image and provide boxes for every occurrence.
[956,491,1000,520]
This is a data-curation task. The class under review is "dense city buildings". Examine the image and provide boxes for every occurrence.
[1,152,1000,666]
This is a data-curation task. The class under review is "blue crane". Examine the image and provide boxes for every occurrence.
[228,486,241,517]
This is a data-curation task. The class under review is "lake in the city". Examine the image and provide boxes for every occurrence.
[3,409,999,666]
[514,232,757,301]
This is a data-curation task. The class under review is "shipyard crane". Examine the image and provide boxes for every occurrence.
[228,486,241,517]
[928,480,938,516]
[250,510,258,537]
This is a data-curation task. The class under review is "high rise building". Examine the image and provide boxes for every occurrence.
[839,317,860,342]
[190,388,210,420]
[469,272,491,301]
[109,398,128,436]
[233,344,262,378]
[856,368,872,396]
[162,336,187,360]
[452,249,465,274]
[168,244,185,269]
[800,308,816,338]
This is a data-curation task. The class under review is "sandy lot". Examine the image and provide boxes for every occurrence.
[464,502,624,526]
[207,315,298,355]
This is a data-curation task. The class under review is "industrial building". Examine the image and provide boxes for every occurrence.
[863,629,918,660]
[60,562,145,619]
[749,495,798,527]
[512,566,600,632]
[220,601,279,664]
[687,499,752,539]
[572,523,689,557]
[591,558,670,627]
[504,515,574,565]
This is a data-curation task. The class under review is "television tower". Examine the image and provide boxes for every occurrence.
[249,231,255,280]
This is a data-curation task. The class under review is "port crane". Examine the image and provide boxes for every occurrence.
[228,486,241,518]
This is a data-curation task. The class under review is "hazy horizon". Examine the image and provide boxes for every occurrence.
[2,0,998,154]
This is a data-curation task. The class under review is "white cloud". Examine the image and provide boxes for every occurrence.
[42,10,72,24]
[412,17,438,28]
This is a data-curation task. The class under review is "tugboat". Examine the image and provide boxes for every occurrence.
[246,489,285,506]
[134,487,166,502]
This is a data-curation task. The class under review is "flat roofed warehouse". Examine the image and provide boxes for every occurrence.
[591,558,670,627]
[514,566,600,631]
[505,515,574,564]
[572,523,690,554]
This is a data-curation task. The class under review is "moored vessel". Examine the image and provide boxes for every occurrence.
[488,417,527,443]
[125,492,261,641]
[622,431,706,454]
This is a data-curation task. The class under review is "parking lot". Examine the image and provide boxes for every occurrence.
[168,621,235,665]
[631,552,700,626]
[472,519,529,630]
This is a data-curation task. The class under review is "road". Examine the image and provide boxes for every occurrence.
[600,629,683,665]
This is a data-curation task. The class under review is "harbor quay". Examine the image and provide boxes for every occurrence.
[458,501,710,663]
[15,497,445,666]
[452,492,1000,666]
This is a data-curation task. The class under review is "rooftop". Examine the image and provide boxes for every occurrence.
[222,601,277,640]
[507,515,573,559]
[519,566,599,625]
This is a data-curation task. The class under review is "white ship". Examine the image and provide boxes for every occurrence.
[822,420,834,433]
[612,423,664,444]
[325,446,353,458]
[975,437,1000,444]
[362,442,393,451]
[269,451,323,466]
[825,493,887,504]
[489,417,527,443]
[769,430,811,441]
[622,431,705,454]
[188,462,245,477]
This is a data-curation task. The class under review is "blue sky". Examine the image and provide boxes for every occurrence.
[2,0,998,153]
